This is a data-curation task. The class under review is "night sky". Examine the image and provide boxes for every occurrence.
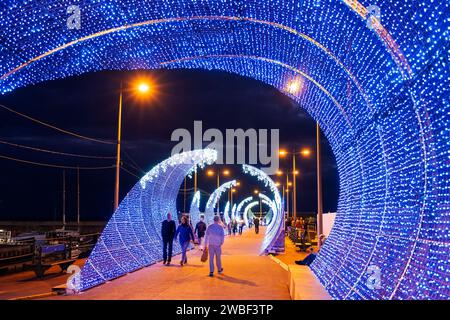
[0,69,338,221]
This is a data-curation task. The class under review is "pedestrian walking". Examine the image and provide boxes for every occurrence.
[205,215,225,277]
[253,217,260,234]
[195,215,207,249]
[161,212,176,265]
[175,215,195,266]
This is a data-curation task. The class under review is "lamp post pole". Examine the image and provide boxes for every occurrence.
[292,152,297,222]
[114,82,123,212]
[316,122,323,248]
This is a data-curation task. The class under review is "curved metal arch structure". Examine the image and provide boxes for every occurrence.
[2,0,448,299]
[72,149,217,291]
[204,180,237,225]
[189,191,201,228]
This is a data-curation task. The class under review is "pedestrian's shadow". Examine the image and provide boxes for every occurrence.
[216,274,256,286]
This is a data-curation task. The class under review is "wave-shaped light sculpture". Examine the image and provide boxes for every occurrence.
[242,164,283,254]
[236,197,253,225]
[72,149,217,291]
[2,0,448,299]
[189,191,201,228]
[244,201,259,228]
[223,201,231,226]
[204,180,237,225]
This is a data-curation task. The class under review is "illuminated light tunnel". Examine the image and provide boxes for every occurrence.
[189,191,201,228]
[1,0,448,299]
[204,180,237,225]
[243,164,284,254]
[244,201,260,228]
[72,149,217,291]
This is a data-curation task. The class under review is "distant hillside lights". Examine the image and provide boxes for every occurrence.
[171,121,279,175]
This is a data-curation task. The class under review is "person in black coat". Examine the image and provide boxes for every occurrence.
[253,217,260,234]
[194,216,207,248]
[161,212,176,265]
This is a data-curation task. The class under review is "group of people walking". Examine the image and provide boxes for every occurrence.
[161,213,224,276]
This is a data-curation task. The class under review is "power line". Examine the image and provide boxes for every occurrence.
[121,165,141,179]
[0,138,115,159]
[0,103,116,145]
[0,154,116,170]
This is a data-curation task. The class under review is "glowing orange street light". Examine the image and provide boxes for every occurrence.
[137,82,150,93]
[276,170,283,176]
[279,149,288,157]
[207,170,215,176]
[223,169,230,176]
[236,181,241,186]
[301,148,311,157]
[254,189,259,194]
[288,182,292,186]
[293,170,299,175]
[275,182,281,187]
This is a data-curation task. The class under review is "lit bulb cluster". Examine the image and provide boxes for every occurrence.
[204,180,237,225]
[70,149,217,291]
[2,0,448,299]
[189,191,201,228]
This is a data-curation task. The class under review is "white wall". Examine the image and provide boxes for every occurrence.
[322,212,336,237]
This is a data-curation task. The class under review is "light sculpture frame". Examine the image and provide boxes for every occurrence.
[1,0,448,299]
[70,149,217,291]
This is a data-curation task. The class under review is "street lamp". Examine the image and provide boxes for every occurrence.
[114,80,152,211]
[278,147,312,222]
[207,168,231,213]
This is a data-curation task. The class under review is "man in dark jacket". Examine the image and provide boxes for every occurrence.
[161,212,176,265]
[253,217,260,234]
[194,216,207,248]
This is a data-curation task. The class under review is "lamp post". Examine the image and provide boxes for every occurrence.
[279,148,311,222]
[207,168,230,213]
[316,123,323,248]
[114,80,151,212]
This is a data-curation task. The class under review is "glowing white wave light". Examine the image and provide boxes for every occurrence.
[231,204,237,221]
[223,201,231,226]
[242,164,283,254]
[189,191,201,228]
[71,149,217,291]
[236,197,253,219]
[204,180,237,225]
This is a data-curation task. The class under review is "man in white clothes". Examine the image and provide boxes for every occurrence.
[205,215,225,277]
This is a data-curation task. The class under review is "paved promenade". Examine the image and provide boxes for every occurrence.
[55,227,290,300]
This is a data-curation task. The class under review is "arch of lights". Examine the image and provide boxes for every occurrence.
[236,197,253,222]
[1,0,448,299]
[259,193,277,226]
[204,180,237,225]
[244,201,260,228]
[242,164,284,254]
[189,191,201,228]
[71,149,217,291]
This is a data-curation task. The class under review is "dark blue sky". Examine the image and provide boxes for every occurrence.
[0,69,338,221]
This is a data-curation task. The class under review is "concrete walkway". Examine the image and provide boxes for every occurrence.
[53,227,291,300]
